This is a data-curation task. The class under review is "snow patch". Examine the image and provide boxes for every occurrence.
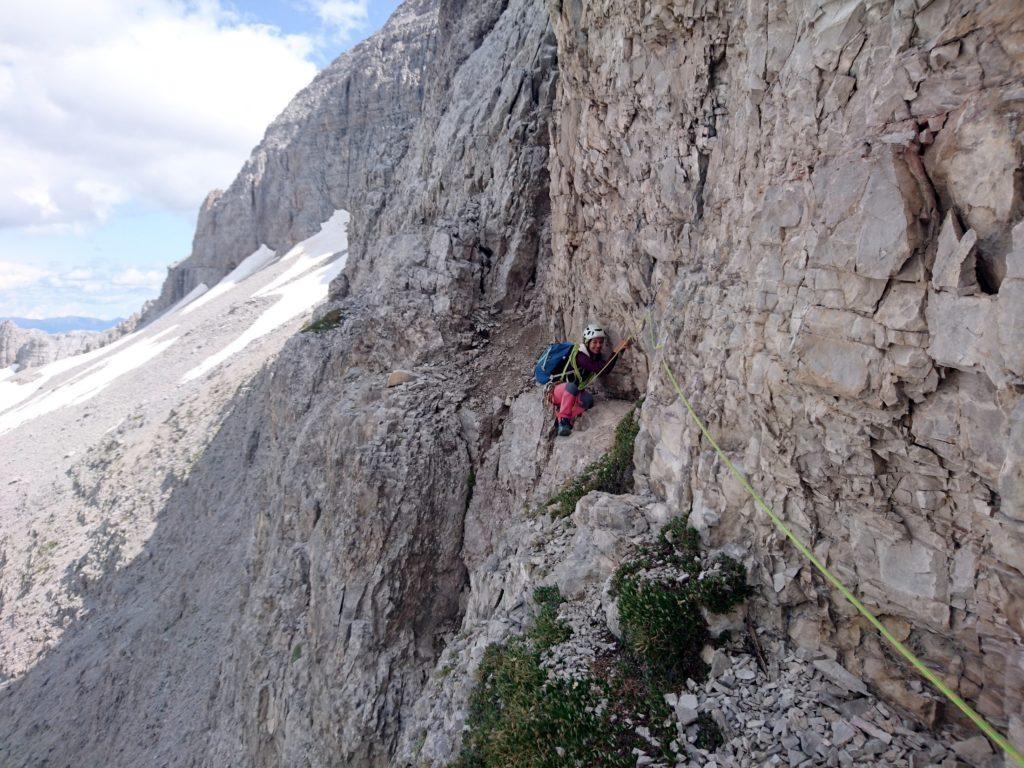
[0,328,179,434]
[182,211,349,383]
[0,330,140,414]
[181,244,276,316]
[258,210,348,296]
[164,283,209,316]
[0,365,19,382]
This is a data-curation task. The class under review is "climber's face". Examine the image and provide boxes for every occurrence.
[587,337,604,356]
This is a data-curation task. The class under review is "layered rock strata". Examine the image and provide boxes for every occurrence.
[545,0,1024,743]
[0,319,122,370]
[145,0,438,317]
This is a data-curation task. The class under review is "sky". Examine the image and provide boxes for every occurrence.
[0,0,402,321]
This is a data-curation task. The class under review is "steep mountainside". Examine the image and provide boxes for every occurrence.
[1,1,1022,767]
[145,0,438,317]
[544,0,1024,737]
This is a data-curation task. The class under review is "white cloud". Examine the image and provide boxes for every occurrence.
[0,261,52,291]
[0,0,319,231]
[0,259,168,318]
[111,267,165,288]
[309,0,369,41]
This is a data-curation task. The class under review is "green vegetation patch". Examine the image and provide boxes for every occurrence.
[528,586,571,650]
[612,519,751,688]
[452,645,683,768]
[452,585,679,768]
[301,307,343,333]
[547,405,641,518]
[451,521,752,767]
[452,639,614,768]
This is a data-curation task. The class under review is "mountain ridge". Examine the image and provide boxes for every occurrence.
[0,316,125,333]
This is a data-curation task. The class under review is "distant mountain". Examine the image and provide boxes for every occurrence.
[0,316,124,333]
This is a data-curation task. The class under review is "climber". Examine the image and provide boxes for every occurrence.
[549,323,631,437]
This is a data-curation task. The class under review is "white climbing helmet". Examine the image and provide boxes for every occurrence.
[582,323,606,343]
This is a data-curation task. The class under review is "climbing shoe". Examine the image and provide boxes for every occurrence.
[556,418,573,437]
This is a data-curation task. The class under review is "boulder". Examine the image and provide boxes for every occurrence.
[931,212,979,295]
[386,370,416,387]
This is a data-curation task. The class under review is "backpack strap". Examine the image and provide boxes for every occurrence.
[557,344,598,389]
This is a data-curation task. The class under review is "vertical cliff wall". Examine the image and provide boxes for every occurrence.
[546,0,1023,740]
[0,1,559,766]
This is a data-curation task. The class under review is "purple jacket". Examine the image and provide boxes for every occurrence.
[559,344,618,387]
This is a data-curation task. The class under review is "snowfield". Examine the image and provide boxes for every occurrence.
[0,211,348,435]
[0,210,348,677]
[0,328,180,434]
[183,210,348,382]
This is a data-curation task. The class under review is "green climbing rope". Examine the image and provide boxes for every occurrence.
[659,358,1024,767]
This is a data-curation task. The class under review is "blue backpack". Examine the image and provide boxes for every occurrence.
[534,342,575,384]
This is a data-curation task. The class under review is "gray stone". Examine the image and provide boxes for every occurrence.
[386,370,416,387]
[852,716,893,745]
[810,152,924,280]
[925,290,996,373]
[832,721,857,747]
[951,735,993,763]
[709,650,732,679]
[812,659,869,696]
[929,41,961,69]
[1000,401,1024,522]
[795,336,876,398]
[932,212,979,295]
[875,282,927,331]
[676,693,699,726]
[997,279,1024,376]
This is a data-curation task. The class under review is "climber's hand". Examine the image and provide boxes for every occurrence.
[614,338,633,355]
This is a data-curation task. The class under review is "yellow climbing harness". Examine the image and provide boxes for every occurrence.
[554,342,624,391]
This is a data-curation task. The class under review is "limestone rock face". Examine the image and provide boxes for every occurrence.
[144,0,438,317]
[546,0,1024,734]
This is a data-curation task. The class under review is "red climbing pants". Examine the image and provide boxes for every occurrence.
[550,382,594,422]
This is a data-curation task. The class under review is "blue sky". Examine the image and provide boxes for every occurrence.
[0,0,402,320]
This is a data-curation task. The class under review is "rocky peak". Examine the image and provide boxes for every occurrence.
[0,318,124,370]
[143,0,440,320]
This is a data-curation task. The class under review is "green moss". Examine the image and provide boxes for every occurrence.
[546,405,641,518]
[301,307,343,333]
[697,555,752,614]
[528,587,571,650]
[695,712,724,751]
[291,644,302,663]
[611,520,751,688]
